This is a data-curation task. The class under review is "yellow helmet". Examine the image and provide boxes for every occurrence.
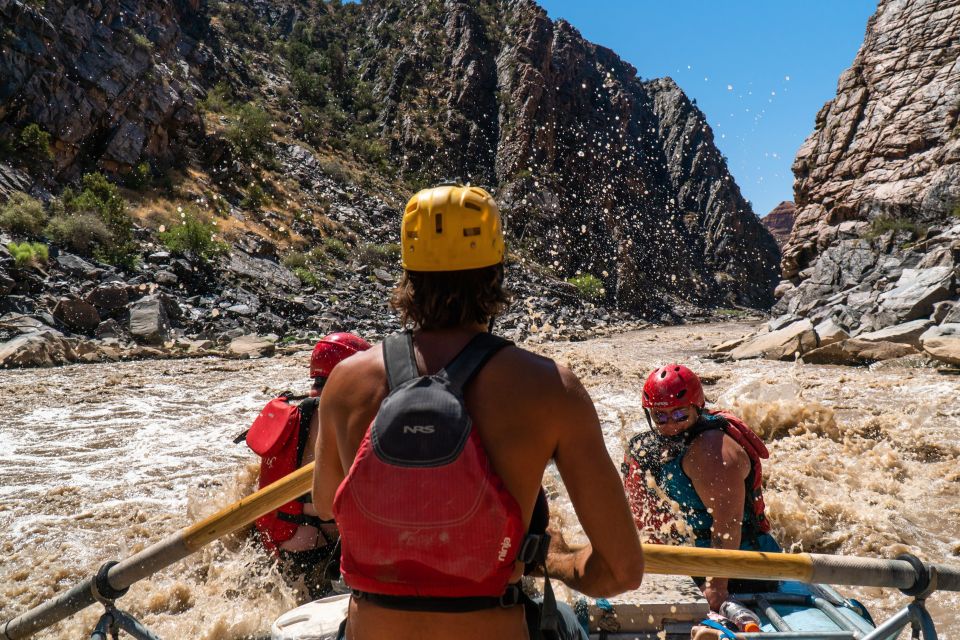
[401,185,504,272]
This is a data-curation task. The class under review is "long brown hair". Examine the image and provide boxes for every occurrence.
[390,264,510,330]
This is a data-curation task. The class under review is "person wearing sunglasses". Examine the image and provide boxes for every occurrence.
[623,363,781,611]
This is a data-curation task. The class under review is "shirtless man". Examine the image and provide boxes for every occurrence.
[313,185,643,639]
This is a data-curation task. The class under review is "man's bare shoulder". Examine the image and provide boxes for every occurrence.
[325,344,387,401]
[487,344,585,396]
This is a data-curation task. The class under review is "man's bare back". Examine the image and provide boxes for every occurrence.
[313,326,644,639]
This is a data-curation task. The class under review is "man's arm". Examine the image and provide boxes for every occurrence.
[686,431,750,610]
[311,368,349,521]
[545,366,644,597]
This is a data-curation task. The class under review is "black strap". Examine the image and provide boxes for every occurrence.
[295,397,320,469]
[352,583,524,612]
[383,330,418,390]
[277,511,334,529]
[441,332,513,392]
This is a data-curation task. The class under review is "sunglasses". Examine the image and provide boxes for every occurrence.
[652,408,691,425]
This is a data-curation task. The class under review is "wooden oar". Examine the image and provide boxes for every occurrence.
[4,463,960,639]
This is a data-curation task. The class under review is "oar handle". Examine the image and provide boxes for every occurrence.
[640,544,960,592]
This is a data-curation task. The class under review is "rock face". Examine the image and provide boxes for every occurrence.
[0,0,206,175]
[0,0,777,314]
[743,0,960,367]
[783,0,959,279]
[761,201,796,249]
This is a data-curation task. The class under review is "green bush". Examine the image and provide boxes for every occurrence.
[322,236,349,261]
[241,182,269,210]
[307,246,329,264]
[359,242,400,267]
[567,273,605,300]
[282,251,309,270]
[45,213,111,254]
[199,82,233,113]
[46,174,137,267]
[159,212,228,262]
[951,202,960,218]
[0,191,47,235]
[17,123,52,165]
[225,103,274,162]
[292,266,320,288]
[7,241,48,268]
[123,162,151,190]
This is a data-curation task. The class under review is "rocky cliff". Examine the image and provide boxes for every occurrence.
[721,0,960,368]
[0,0,780,366]
[761,201,796,249]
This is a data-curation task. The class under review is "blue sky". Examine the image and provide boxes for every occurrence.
[537,1,877,217]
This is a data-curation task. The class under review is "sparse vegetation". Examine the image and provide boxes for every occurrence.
[50,173,138,268]
[123,162,151,191]
[864,215,924,240]
[130,31,154,52]
[0,191,47,236]
[567,273,605,300]
[199,82,233,114]
[45,213,111,254]
[224,103,274,163]
[293,266,321,287]
[17,123,52,166]
[281,251,309,270]
[159,211,228,262]
[322,237,350,261]
[7,241,48,269]
[358,242,400,267]
[241,182,269,210]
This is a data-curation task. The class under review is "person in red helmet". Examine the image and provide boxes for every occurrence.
[622,363,781,611]
[241,331,370,599]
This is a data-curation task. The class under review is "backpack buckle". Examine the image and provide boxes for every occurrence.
[498,583,522,608]
[517,533,548,565]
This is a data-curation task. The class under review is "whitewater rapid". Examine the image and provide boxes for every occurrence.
[1,321,958,638]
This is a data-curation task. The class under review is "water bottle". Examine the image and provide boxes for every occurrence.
[719,600,761,633]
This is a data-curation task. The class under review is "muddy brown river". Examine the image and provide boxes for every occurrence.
[2,321,958,639]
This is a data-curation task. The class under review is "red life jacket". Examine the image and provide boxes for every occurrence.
[244,395,319,553]
[333,331,529,599]
[622,409,770,544]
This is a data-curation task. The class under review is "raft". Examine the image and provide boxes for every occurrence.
[270,575,882,640]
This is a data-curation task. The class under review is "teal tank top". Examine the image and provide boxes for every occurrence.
[659,414,781,552]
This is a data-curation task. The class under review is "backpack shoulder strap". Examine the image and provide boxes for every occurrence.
[442,332,513,392]
[383,330,418,390]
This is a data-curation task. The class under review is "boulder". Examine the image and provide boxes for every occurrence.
[932,301,956,324]
[711,336,747,353]
[52,297,101,333]
[95,318,127,340]
[227,334,276,359]
[85,282,129,315]
[0,268,13,296]
[0,330,77,368]
[55,254,102,278]
[855,319,933,349]
[943,303,960,325]
[813,318,849,347]
[0,313,50,334]
[802,339,919,366]
[877,267,954,323]
[129,295,170,345]
[919,323,960,366]
[729,319,819,361]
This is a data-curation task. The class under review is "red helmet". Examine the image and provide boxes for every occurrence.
[310,332,371,378]
[641,364,705,409]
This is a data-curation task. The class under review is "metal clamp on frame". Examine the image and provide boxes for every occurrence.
[90,561,130,605]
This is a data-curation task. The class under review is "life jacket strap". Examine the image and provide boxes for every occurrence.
[351,582,524,612]
[276,512,335,530]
